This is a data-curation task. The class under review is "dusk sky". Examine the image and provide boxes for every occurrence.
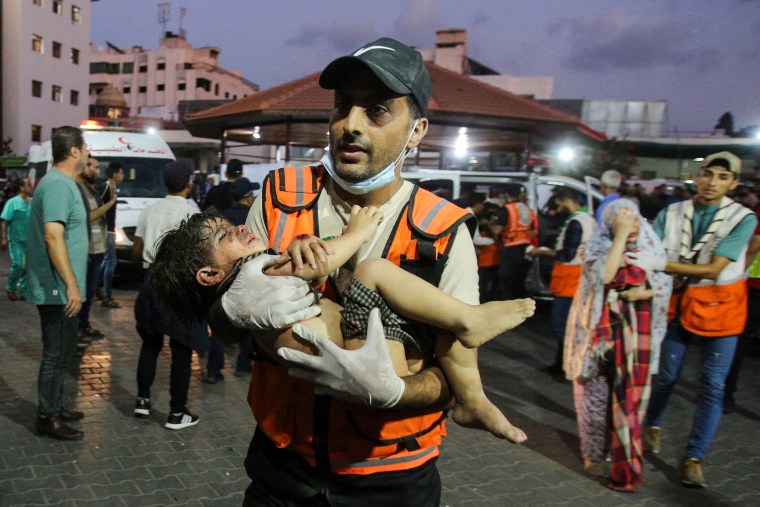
[91,0,760,135]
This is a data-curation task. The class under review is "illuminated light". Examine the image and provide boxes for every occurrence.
[252,132,261,139]
[81,120,104,127]
[114,228,124,243]
[755,131,760,140]
[558,147,575,162]
[252,126,261,140]
[454,127,468,158]
[694,157,704,162]
[146,127,157,135]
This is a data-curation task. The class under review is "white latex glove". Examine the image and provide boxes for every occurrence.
[627,251,667,272]
[277,308,405,409]
[221,253,321,330]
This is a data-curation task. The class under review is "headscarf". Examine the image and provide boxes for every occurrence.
[564,199,672,380]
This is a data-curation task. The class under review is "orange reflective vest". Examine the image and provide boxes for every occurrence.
[501,201,538,248]
[477,235,499,268]
[255,164,475,475]
[549,263,582,298]
[667,280,748,337]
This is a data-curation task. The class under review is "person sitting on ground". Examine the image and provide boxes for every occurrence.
[151,206,536,441]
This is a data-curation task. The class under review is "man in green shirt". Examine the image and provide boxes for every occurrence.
[26,126,90,440]
[1,176,33,300]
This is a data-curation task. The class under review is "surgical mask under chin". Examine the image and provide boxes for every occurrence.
[322,121,418,195]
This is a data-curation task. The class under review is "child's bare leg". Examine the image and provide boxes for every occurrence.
[436,337,526,442]
[353,258,536,348]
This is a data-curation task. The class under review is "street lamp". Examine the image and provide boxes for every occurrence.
[454,127,468,158]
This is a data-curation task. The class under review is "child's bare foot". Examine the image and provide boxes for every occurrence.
[452,396,527,443]
[458,298,536,348]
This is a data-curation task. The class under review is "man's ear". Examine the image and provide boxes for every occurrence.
[407,118,428,149]
[196,266,226,287]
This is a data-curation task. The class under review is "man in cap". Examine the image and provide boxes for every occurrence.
[630,151,757,487]
[202,158,244,212]
[132,158,209,430]
[211,38,477,505]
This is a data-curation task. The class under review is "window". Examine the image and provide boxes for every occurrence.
[71,5,81,23]
[32,80,43,97]
[53,0,62,14]
[52,85,62,102]
[177,82,186,91]
[225,92,230,99]
[157,60,165,70]
[70,48,80,64]
[32,34,43,53]
[138,86,147,93]
[52,41,62,58]
[195,78,211,92]
[214,83,219,96]
[33,0,43,6]
[138,64,147,73]
[90,61,108,74]
[123,86,131,94]
[70,90,79,106]
[32,125,42,143]
[157,84,165,91]
[108,63,120,74]
[122,62,134,73]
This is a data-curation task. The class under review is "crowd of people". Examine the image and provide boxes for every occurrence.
[2,36,758,504]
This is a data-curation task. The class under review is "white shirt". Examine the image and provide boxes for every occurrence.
[135,195,196,264]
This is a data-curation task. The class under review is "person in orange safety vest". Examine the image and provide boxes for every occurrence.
[528,188,594,376]
[491,186,539,300]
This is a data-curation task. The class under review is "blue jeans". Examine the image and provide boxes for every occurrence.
[100,232,117,299]
[6,240,27,296]
[203,336,225,377]
[78,253,104,330]
[645,323,738,460]
[37,305,79,416]
[551,296,573,365]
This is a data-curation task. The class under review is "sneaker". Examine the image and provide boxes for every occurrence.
[82,327,106,339]
[677,457,706,488]
[643,426,661,454]
[134,398,152,417]
[101,297,121,308]
[202,372,224,385]
[164,409,199,430]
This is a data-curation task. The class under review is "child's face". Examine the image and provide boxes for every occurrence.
[206,218,267,272]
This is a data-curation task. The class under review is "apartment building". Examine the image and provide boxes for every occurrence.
[1,0,90,156]
[89,32,258,123]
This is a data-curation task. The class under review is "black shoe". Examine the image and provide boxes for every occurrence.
[543,362,564,376]
[165,409,199,430]
[723,395,735,414]
[77,333,93,348]
[36,415,84,440]
[59,407,84,421]
[203,372,224,384]
[101,297,121,308]
[134,398,152,417]
[82,327,106,339]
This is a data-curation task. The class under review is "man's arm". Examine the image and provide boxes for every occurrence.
[132,236,144,261]
[1,220,7,250]
[745,233,760,269]
[44,221,82,317]
[664,257,732,280]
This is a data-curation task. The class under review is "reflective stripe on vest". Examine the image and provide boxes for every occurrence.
[255,167,473,474]
[502,201,538,247]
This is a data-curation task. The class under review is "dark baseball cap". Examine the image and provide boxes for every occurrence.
[226,158,243,177]
[319,37,431,116]
[229,177,259,200]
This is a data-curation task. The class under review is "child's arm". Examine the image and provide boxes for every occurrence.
[264,205,383,283]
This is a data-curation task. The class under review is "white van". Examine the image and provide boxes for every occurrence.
[31,126,177,265]
[402,168,603,299]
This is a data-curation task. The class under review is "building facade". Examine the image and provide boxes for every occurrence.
[419,29,554,100]
[1,0,90,156]
[89,32,258,124]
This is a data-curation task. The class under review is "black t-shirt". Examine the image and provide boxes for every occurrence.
[101,183,116,232]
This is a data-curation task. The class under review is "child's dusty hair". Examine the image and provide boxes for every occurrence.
[150,208,225,323]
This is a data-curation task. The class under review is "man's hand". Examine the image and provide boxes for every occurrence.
[1,238,7,251]
[64,285,82,317]
[221,253,321,330]
[277,308,405,409]
[627,251,666,272]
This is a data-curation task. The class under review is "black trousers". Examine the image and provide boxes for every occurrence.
[498,244,530,300]
[242,428,441,507]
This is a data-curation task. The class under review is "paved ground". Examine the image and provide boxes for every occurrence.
[2,252,760,506]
